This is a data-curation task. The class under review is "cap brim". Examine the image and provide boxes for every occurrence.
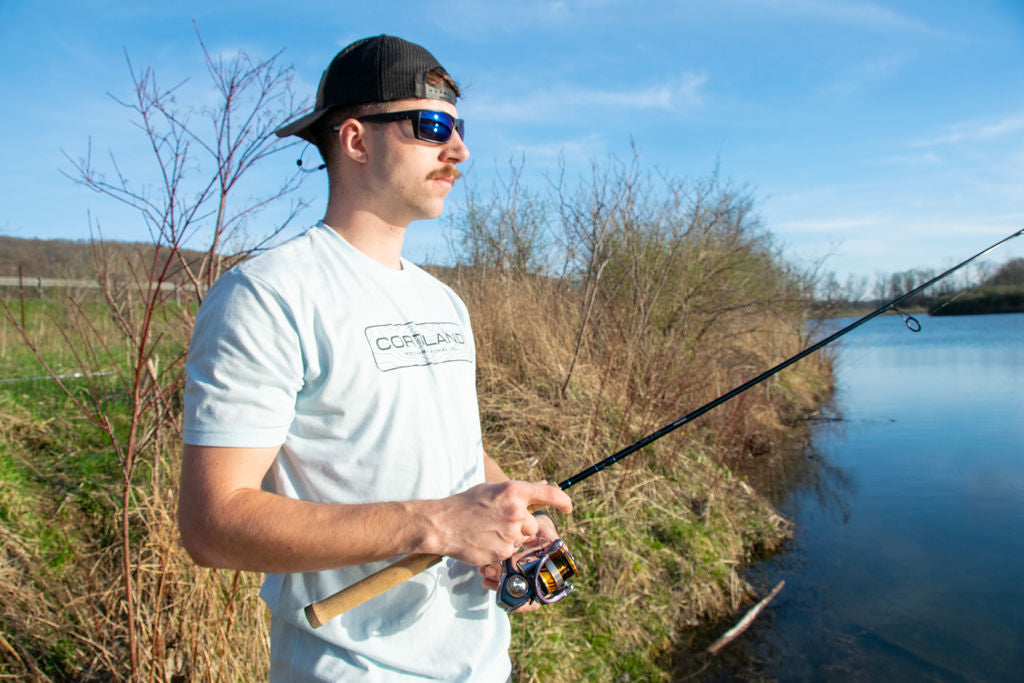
[274,108,329,142]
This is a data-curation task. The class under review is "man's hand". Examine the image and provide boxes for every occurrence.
[477,509,561,612]
[424,480,571,568]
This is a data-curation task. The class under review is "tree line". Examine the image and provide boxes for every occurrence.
[814,256,1024,313]
[7,232,1022,314]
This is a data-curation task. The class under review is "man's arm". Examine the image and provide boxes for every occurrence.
[177,444,571,573]
[483,449,509,483]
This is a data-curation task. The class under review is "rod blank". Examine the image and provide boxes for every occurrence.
[304,228,1023,627]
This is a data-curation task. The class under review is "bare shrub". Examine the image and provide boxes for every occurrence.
[444,149,828,680]
[448,157,552,276]
[1,25,306,680]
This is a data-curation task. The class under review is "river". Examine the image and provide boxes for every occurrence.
[701,312,1024,681]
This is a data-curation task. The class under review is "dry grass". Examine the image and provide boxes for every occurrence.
[1,261,831,680]
[2,163,834,680]
[0,390,269,681]
[441,258,832,681]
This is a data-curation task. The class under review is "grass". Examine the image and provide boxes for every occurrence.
[1,296,269,681]
[443,263,830,681]
[1,175,834,679]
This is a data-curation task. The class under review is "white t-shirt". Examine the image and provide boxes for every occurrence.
[183,222,512,682]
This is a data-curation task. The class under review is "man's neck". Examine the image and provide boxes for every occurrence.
[323,204,407,271]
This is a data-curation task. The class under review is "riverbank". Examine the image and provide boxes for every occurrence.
[682,312,1024,680]
[1,163,835,679]
[1,280,834,680]
[445,267,834,681]
[929,284,1024,315]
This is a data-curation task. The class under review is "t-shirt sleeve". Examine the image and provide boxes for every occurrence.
[183,269,303,448]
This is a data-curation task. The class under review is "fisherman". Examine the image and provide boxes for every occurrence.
[177,35,572,681]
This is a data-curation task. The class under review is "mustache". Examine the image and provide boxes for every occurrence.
[427,165,461,182]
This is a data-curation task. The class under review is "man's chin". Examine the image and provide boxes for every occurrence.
[422,200,446,221]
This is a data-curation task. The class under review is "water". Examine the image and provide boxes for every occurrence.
[703,313,1024,681]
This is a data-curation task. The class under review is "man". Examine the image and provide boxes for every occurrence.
[178,35,572,681]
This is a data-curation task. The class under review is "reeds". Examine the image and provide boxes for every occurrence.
[2,147,833,680]
[436,156,833,680]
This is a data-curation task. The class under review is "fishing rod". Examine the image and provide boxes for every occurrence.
[303,227,1024,628]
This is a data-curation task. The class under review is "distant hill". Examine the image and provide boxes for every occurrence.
[0,235,211,283]
[1,236,97,278]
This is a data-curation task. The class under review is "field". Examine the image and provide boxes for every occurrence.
[1,178,835,681]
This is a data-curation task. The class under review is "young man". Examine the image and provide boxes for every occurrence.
[178,35,572,681]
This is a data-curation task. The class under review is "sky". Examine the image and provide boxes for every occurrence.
[2,0,1023,288]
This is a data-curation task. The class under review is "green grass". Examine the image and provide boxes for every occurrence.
[3,250,831,680]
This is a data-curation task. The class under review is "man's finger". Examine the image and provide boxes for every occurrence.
[520,515,540,541]
[523,481,572,514]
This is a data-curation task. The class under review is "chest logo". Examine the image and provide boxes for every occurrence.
[364,321,473,372]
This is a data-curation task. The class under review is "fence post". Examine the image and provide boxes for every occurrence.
[18,265,26,328]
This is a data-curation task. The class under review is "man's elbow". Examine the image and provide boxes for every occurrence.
[177,502,227,569]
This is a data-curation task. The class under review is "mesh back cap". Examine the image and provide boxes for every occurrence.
[275,35,457,143]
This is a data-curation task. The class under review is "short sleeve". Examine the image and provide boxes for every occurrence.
[183,269,304,448]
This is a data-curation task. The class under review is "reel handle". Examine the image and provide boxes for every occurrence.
[304,553,442,628]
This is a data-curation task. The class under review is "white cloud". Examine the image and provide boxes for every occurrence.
[912,112,1024,147]
[431,0,620,35]
[777,216,883,233]
[511,133,607,166]
[822,53,909,97]
[880,151,942,165]
[465,72,708,122]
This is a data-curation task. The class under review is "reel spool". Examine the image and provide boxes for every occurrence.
[496,539,579,611]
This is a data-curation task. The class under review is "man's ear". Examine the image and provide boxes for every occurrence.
[336,119,370,164]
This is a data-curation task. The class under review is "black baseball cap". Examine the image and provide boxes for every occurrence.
[274,35,458,143]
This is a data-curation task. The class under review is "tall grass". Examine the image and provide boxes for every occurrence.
[437,155,831,679]
[2,29,303,681]
[1,153,832,680]
[1,297,269,680]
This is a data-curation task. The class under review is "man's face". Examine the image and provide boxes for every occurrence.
[361,98,470,227]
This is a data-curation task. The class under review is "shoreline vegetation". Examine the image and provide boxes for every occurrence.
[1,41,1015,679]
[928,284,1024,315]
[812,257,1024,320]
[0,159,837,680]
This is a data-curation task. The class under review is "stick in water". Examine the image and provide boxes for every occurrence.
[707,580,785,655]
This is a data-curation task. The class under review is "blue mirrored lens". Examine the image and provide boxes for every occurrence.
[418,112,451,142]
[417,111,464,143]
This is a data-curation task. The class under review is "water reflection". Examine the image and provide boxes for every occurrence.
[733,408,856,530]
[679,313,1024,681]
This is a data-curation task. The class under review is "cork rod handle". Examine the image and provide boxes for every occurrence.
[304,553,443,628]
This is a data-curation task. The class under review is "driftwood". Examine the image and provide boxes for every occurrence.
[707,580,785,655]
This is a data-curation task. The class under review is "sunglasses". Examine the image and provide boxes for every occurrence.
[353,109,465,144]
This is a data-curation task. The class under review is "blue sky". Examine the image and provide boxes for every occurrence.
[2,0,1023,285]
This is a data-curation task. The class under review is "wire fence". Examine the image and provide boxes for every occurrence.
[0,370,116,384]
[0,276,180,292]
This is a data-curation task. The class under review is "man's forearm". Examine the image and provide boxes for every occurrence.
[180,483,447,573]
[178,445,572,574]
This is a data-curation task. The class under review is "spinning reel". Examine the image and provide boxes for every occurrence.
[496,539,579,611]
